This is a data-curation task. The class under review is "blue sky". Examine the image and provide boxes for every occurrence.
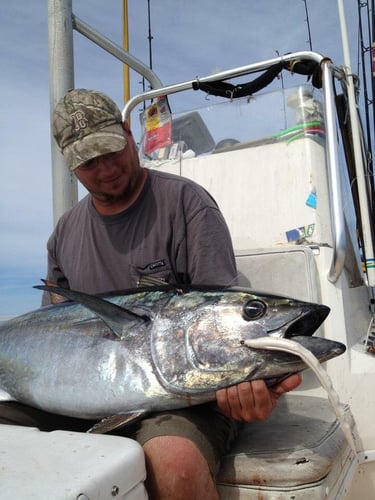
[0,0,365,317]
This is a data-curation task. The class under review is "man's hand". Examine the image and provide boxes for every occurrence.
[215,374,302,422]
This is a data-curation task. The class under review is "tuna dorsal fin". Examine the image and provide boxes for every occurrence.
[34,285,150,339]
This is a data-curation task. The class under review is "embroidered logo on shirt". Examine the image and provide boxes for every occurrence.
[148,259,166,270]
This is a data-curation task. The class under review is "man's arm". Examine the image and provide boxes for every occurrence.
[41,231,70,306]
[185,206,238,286]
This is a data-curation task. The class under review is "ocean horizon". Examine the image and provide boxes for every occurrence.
[0,270,45,319]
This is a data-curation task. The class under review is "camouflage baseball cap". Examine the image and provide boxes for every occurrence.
[52,89,127,171]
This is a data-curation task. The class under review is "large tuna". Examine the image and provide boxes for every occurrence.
[0,284,344,432]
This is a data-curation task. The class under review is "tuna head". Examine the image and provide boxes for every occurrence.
[151,288,336,394]
[203,290,331,340]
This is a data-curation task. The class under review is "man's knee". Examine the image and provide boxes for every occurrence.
[143,435,218,498]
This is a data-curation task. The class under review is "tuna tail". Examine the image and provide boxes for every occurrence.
[34,285,151,339]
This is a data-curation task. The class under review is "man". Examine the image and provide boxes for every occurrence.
[9,89,301,499]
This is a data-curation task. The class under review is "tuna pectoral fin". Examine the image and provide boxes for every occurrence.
[87,411,147,434]
[35,285,150,339]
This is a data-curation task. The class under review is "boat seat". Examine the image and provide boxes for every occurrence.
[216,394,355,499]
[235,246,320,303]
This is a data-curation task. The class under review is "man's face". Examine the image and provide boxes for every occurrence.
[73,126,141,204]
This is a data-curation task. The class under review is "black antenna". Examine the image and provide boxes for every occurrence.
[302,0,313,50]
[147,0,153,70]
[140,0,154,109]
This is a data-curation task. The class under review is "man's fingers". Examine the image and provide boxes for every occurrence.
[271,374,302,399]
[216,380,273,422]
[216,375,302,422]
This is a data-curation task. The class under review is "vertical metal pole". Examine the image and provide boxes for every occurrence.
[48,0,78,227]
[323,62,346,283]
[122,0,130,104]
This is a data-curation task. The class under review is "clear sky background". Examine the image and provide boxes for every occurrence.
[0,0,368,317]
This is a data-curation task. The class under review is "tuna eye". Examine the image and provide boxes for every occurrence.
[243,300,267,320]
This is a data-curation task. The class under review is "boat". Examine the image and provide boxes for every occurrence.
[2,0,375,498]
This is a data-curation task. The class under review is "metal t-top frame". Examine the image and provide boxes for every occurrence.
[48,0,375,286]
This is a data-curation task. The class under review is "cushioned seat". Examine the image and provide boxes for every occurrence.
[217,394,355,499]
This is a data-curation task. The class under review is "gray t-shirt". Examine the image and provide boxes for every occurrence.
[43,169,237,303]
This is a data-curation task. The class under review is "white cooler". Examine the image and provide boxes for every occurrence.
[0,425,148,499]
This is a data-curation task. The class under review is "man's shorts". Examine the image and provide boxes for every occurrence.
[0,402,238,477]
[123,405,238,476]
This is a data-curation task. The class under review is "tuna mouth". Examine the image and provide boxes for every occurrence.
[285,304,330,338]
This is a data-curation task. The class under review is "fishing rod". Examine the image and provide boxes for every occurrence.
[302,0,313,51]
[357,0,374,193]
